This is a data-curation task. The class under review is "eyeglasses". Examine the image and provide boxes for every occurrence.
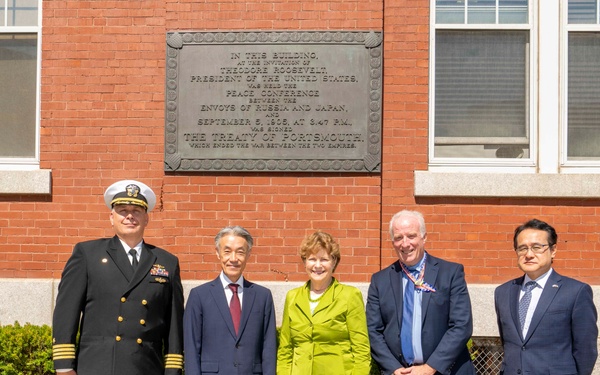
[515,244,551,255]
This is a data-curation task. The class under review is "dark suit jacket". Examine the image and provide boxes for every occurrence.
[52,236,184,375]
[183,276,277,375]
[366,254,475,375]
[494,271,598,375]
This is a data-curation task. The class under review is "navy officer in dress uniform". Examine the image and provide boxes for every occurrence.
[52,180,184,375]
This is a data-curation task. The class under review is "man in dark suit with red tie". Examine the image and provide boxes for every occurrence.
[183,226,277,375]
[52,180,184,375]
[495,219,598,375]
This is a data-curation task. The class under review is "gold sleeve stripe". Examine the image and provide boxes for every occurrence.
[164,353,184,369]
[53,354,77,360]
[53,343,76,360]
[52,344,75,350]
[165,354,183,359]
[53,348,76,354]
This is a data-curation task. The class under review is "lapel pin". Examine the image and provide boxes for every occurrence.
[552,284,558,288]
[102,258,108,263]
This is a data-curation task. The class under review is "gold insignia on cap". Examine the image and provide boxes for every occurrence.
[126,184,140,198]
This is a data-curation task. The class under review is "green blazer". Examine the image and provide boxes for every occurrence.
[277,278,371,375]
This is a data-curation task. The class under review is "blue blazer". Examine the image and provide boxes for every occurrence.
[366,254,475,375]
[183,277,277,375]
[494,271,598,375]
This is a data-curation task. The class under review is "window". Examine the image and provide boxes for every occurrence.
[0,0,40,166]
[432,0,531,163]
[418,0,600,197]
[431,0,600,169]
[566,0,600,161]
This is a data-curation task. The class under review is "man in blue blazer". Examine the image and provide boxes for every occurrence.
[367,210,475,375]
[495,219,598,375]
[183,226,277,375]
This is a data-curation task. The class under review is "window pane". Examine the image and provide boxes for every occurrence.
[436,0,465,23]
[435,30,530,159]
[468,0,496,24]
[0,34,37,158]
[568,0,597,24]
[8,0,38,26]
[499,0,529,24]
[568,32,600,159]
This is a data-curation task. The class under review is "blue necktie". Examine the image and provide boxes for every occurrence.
[519,281,537,331]
[401,273,415,365]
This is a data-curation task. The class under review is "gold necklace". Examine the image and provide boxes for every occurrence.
[308,282,332,302]
[308,293,324,303]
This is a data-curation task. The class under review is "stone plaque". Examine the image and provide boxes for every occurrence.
[164,31,382,172]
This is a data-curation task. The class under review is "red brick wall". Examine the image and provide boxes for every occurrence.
[1,0,598,286]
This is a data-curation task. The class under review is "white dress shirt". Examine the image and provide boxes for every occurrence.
[118,238,142,265]
[521,268,553,337]
[219,272,244,309]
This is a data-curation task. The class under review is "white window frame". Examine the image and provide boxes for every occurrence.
[0,0,50,195]
[429,0,538,172]
[0,0,42,170]
[560,0,600,172]
[416,0,600,197]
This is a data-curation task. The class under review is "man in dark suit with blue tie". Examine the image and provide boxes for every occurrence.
[367,210,475,375]
[495,219,598,375]
[183,226,277,375]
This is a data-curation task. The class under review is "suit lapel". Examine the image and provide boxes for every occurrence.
[311,279,339,317]
[106,236,134,281]
[421,254,439,323]
[237,279,256,339]
[524,272,562,342]
[208,278,238,339]
[125,243,156,292]
[390,262,404,330]
[509,277,524,340]
[293,282,313,321]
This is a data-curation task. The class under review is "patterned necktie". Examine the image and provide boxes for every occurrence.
[401,272,415,365]
[129,249,138,271]
[519,281,537,331]
[229,283,241,334]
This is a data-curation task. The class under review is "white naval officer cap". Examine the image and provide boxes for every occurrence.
[103,180,157,212]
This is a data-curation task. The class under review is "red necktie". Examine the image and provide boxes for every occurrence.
[228,283,241,334]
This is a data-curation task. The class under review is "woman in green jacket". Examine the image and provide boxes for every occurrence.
[277,231,371,375]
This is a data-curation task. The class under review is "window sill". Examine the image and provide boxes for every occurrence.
[414,171,600,198]
[0,169,51,195]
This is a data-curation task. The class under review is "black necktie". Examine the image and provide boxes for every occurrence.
[129,249,138,271]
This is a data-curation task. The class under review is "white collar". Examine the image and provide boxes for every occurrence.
[523,268,553,289]
[119,239,143,255]
[219,272,244,289]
